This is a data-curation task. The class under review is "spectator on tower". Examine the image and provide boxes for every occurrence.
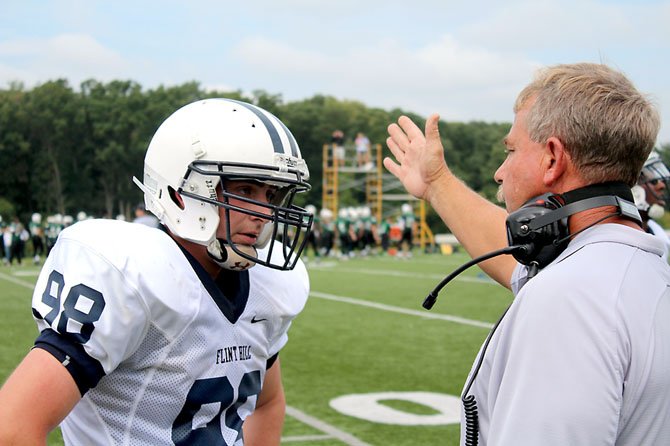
[355,132,371,169]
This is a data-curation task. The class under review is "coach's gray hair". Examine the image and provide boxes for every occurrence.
[515,63,660,186]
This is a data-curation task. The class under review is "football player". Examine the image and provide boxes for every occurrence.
[318,208,335,257]
[397,203,416,258]
[29,212,45,264]
[303,204,321,260]
[632,150,670,259]
[0,98,313,445]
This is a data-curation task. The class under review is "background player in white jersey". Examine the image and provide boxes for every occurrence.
[632,150,670,257]
[397,202,416,259]
[385,63,670,445]
[28,212,45,264]
[0,98,313,446]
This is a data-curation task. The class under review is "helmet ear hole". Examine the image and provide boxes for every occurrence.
[168,186,185,210]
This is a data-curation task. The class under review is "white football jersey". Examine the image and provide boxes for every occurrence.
[31,219,309,446]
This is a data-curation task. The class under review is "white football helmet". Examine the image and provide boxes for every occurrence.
[133,98,312,271]
[639,151,670,207]
[320,208,333,222]
[31,213,42,224]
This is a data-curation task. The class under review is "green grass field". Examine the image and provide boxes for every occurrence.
[0,250,513,445]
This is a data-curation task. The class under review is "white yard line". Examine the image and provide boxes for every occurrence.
[12,270,40,277]
[281,434,333,442]
[310,291,494,329]
[0,271,34,289]
[308,265,498,285]
[285,406,372,446]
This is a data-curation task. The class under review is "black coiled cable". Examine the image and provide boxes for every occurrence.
[460,304,513,446]
[462,394,479,446]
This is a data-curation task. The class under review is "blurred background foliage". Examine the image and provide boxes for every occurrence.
[2,78,665,231]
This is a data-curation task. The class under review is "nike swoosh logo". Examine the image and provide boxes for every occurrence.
[251,316,268,324]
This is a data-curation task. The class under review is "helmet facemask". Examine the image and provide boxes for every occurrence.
[179,160,313,271]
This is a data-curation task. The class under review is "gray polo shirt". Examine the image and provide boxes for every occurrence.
[462,223,670,445]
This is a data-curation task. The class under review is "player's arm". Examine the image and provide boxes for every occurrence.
[385,114,515,288]
[0,348,81,446]
[242,357,286,446]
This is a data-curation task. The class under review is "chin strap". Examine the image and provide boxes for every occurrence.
[207,239,257,271]
[648,204,665,220]
[632,184,665,221]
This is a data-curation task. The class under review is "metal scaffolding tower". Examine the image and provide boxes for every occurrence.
[321,143,434,249]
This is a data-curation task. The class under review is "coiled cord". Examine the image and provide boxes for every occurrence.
[462,394,479,446]
[461,304,512,446]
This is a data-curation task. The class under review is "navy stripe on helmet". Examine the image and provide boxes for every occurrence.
[228,99,292,156]
[275,118,299,157]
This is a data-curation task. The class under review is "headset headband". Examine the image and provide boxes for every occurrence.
[529,195,641,230]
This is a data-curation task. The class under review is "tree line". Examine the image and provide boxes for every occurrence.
[14,78,665,233]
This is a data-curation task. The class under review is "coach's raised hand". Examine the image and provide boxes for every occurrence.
[384,113,513,288]
[384,114,451,203]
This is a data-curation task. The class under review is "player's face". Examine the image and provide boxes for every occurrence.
[642,180,666,207]
[494,104,546,212]
[217,180,278,245]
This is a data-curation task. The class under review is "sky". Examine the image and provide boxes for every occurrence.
[1,0,669,143]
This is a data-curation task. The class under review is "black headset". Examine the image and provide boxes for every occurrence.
[506,181,641,269]
[423,181,641,310]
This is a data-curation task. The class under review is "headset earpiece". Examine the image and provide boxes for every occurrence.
[505,193,570,267]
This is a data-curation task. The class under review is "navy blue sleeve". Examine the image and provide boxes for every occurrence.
[33,328,106,396]
[266,352,279,370]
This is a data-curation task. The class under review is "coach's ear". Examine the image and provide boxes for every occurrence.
[542,136,569,186]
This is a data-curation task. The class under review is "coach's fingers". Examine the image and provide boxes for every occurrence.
[387,121,410,150]
[383,157,402,179]
[397,115,425,143]
[385,136,405,164]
